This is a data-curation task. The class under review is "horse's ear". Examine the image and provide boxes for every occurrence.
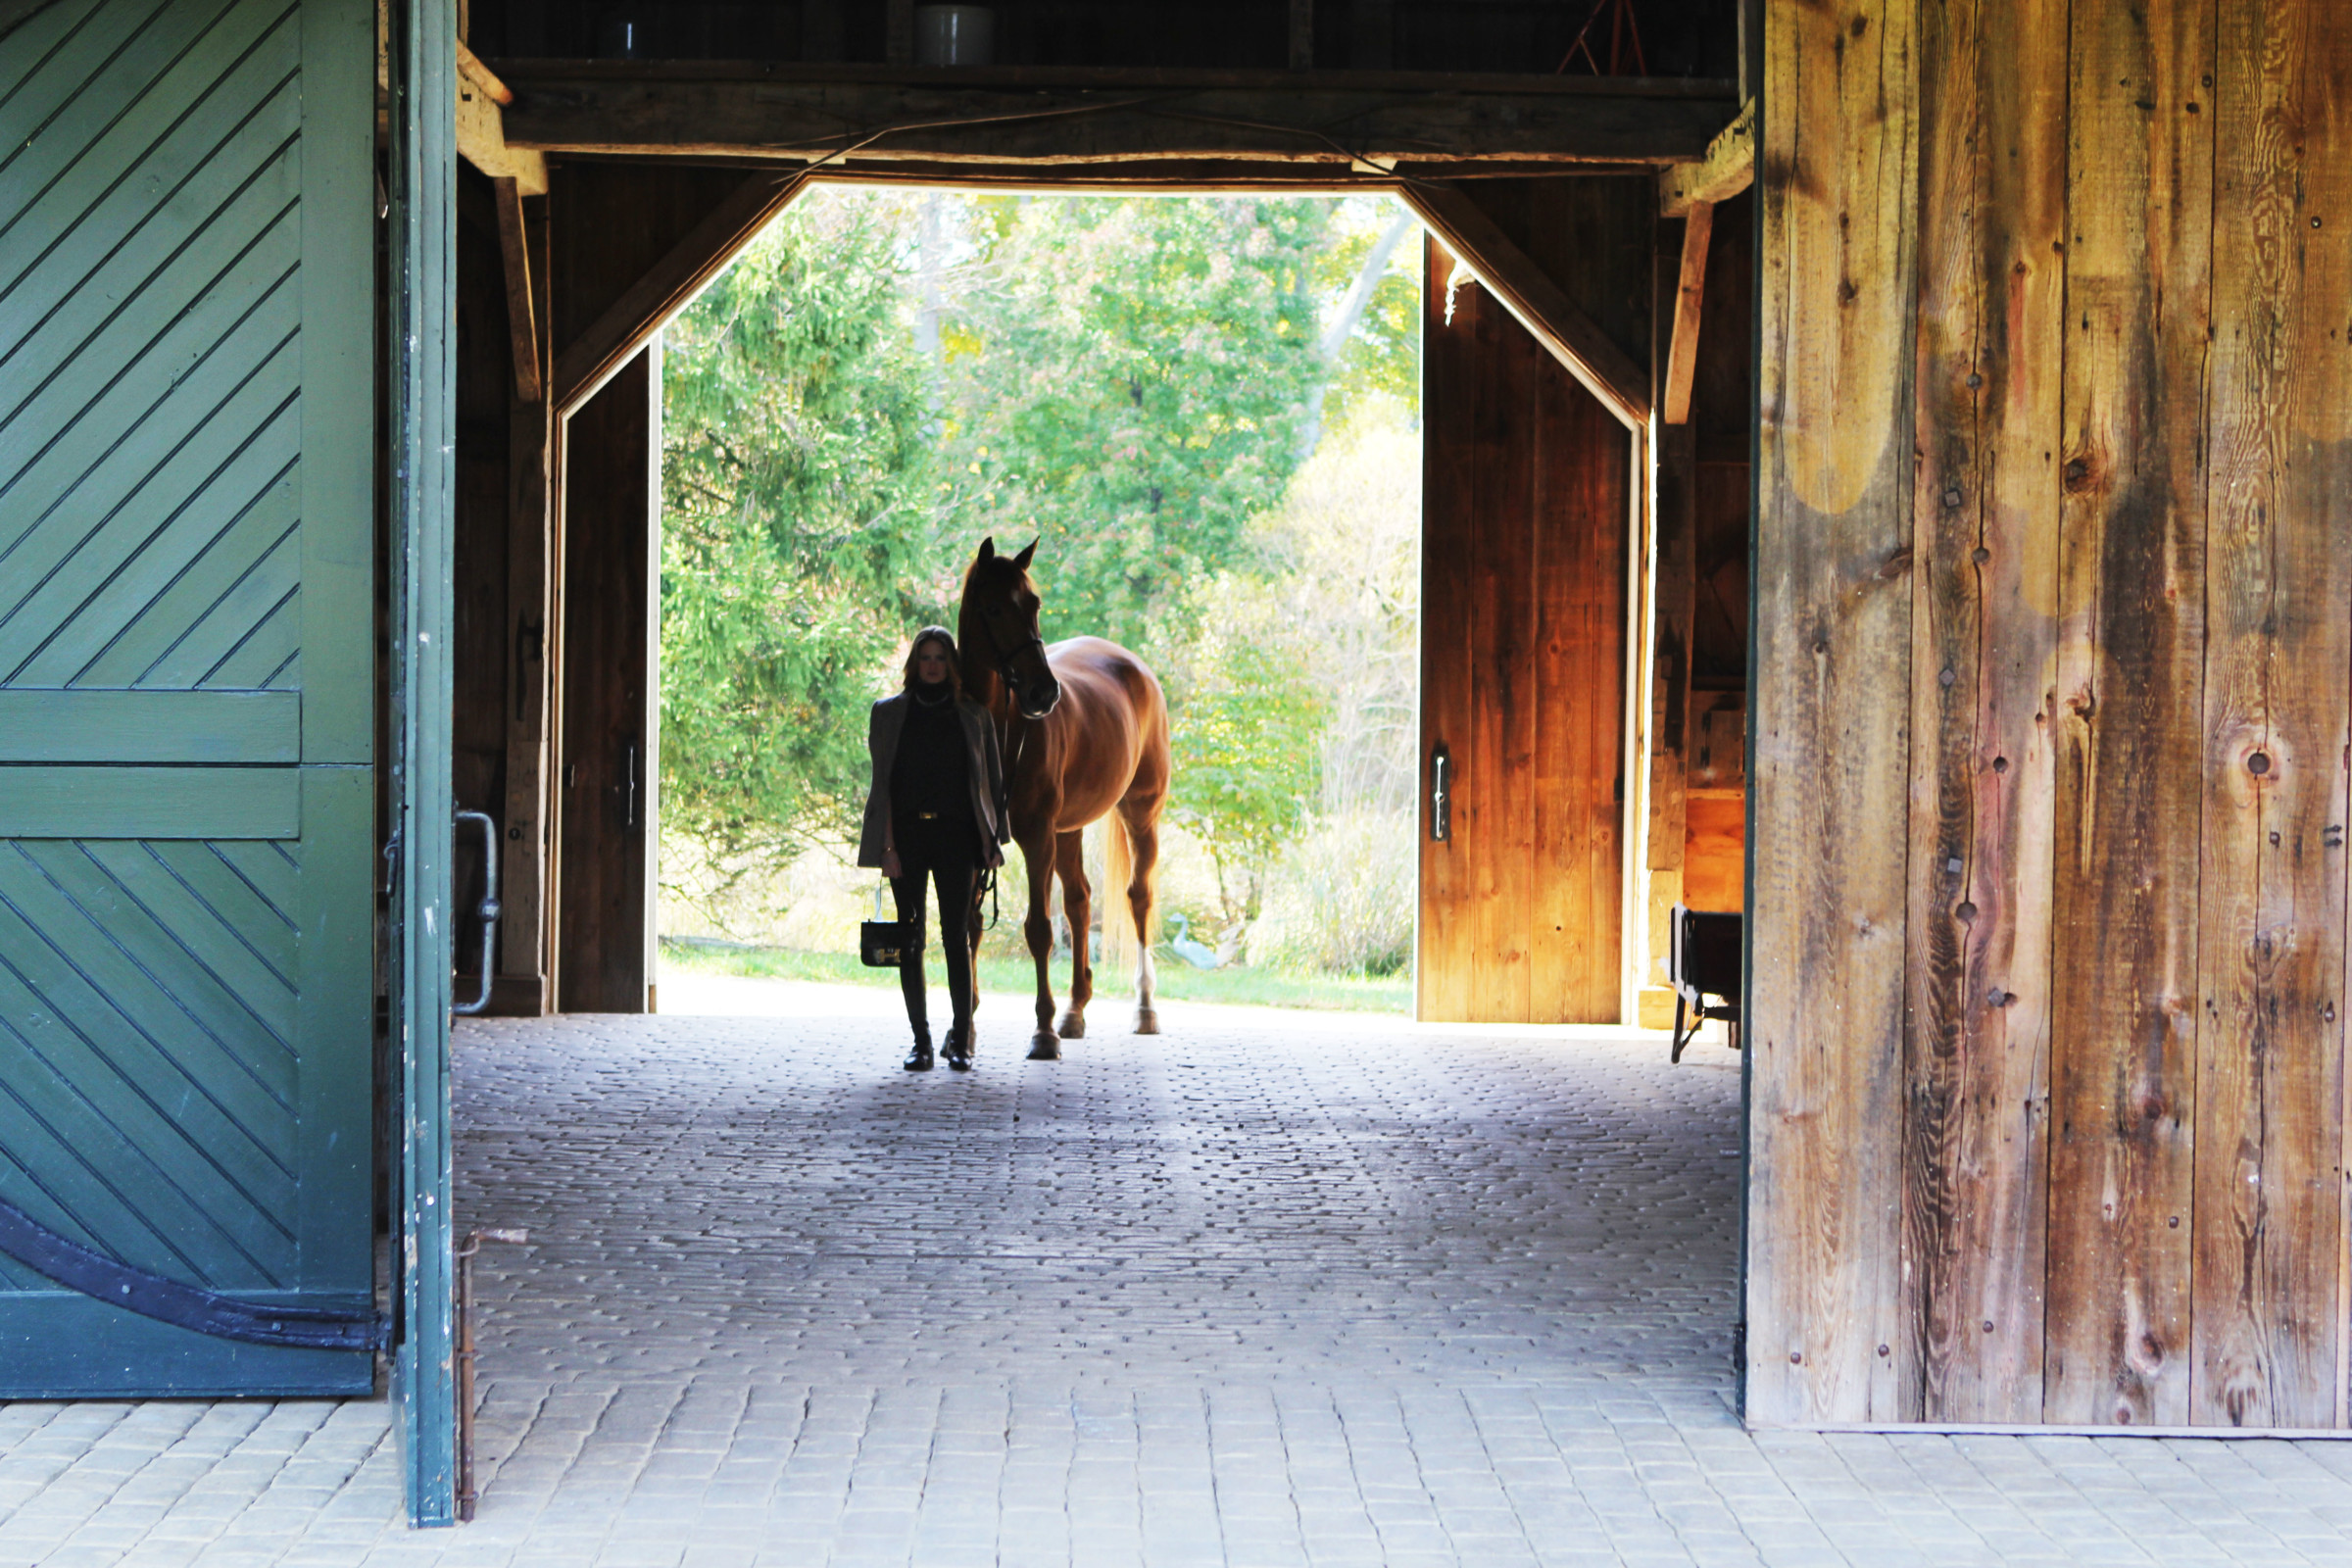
[1011,537,1038,571]
[976,535,997,564]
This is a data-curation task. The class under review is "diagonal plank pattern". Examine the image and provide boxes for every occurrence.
[0,0,374,1396]
[0,0,305,693]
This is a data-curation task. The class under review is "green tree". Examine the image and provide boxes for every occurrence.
[1163,625,1325,928]
[660,193,948,866]
[940,196,1330,653]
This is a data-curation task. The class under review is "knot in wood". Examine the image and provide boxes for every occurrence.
[2248,751,2272,775]
[2063,456,2093,490]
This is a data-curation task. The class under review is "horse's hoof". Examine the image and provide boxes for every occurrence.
[1135,1008,1160,1035]
[1028,1032,1061,1061]
[1056,1012,1086,1039]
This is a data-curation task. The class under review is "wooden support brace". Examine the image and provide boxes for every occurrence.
[552,171,809,416]
[455,40,547,195]
[1290,0,1314,70]
[1400,179,1650,428]
[491,177,541,405]
[1658,97,1751,217]
[1662,201,1712,425]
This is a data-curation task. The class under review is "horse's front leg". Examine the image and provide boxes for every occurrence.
[1053,829,1092,1039]
[1020,831,1061,1060]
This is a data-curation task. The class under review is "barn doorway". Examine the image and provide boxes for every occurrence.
[468,172,1690,1034]
[640,186,1431,1032]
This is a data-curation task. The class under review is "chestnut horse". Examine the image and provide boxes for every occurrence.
[956,537,1170,1059]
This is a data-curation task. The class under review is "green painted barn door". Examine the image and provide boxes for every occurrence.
[0,0,377,1396]
[383,0,460,1526]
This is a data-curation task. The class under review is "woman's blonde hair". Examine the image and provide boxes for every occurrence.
[901,625,964,698]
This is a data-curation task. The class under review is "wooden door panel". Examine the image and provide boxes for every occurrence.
[0,0,374,1396]
[1418,237,1628,1025]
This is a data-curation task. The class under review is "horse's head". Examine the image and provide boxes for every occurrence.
[960,536,1062,719]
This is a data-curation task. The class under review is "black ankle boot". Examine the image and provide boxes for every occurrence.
[942,1022,973,1071]
[904,1026,934,1072]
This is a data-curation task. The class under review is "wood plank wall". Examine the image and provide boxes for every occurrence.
[1748,0,2352,1429]
[554,347,660,1013]
[453,171,514,994]
[1419,234,1630,1025]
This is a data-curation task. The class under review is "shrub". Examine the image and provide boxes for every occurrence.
[1245,808,1415,977]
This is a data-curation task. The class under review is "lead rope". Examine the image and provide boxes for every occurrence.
[978,708,1020,936]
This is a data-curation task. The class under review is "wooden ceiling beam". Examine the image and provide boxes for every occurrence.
[494,65,1736,168]
[551,170,810,416]
[1658,97,1752,217]
[456,42,549,195]
[1401,180,1651,429]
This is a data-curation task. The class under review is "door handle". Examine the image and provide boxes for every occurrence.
[453,810,501,1016]
[1429,743,1451,842]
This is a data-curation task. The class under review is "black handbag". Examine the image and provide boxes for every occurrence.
[860,882,917,967]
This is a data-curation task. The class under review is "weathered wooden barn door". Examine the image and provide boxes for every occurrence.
[1746,0,2352,1434]
[1418,228,1636,1025]
[0,0,375,1394]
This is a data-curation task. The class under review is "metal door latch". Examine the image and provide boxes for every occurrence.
[453,810,501,1016]
[1429,743,1452,842]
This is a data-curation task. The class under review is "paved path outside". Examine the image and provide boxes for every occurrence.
[3,977,2352,1566]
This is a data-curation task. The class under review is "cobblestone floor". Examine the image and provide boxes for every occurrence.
[4,980,2352,1566]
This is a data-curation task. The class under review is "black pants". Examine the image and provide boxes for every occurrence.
[891,814,981,1036]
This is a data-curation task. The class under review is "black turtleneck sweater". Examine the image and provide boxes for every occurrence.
[892,685,970,822]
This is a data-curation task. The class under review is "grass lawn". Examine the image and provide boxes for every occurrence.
[659,938,1412,1014]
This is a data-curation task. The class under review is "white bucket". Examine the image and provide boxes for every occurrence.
[915,5,996,66]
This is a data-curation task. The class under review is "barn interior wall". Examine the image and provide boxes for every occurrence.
[1746,0,2352,1430]
[1640,186,1751,1026]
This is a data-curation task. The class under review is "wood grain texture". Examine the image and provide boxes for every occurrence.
[498,191,553,1010]
[1662,201,1713,425]
[496,69,1735,169]
[2188,0,2352,1430]
[1418,237,1474,1023]
[1533,373,1628,1022]
[1658,98,1755,217]
[555,351,657,1014]
[1899,0,2065,1426]
[2043,0,2214,1429]
[1401,179,1651,426]
[492,177,541,405]
[1467,278,1536,1022]
[1419,232,1629,1025]
[1745,0,1918,1426]
[1645,223,1698,1006]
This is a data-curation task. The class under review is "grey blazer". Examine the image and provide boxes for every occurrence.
[857,692,1010,868]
